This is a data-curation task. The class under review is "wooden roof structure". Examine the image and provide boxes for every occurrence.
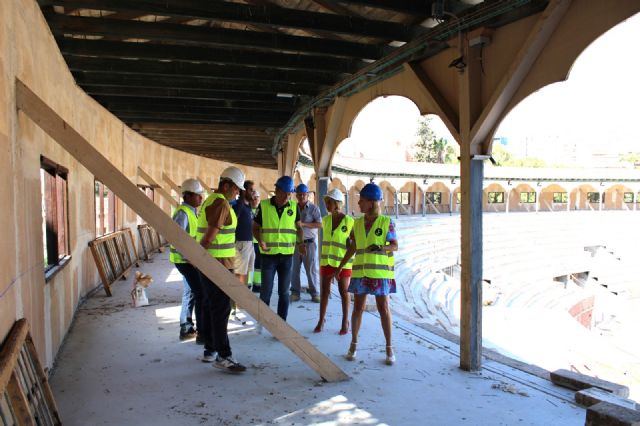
[38,0,548,168]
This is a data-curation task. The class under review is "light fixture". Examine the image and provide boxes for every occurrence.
[369,177,375,183]
[276,93,295,98]
[256,147,266,151]
[423,179,428,185]
[507,179,512,186]
[451,178,457,185]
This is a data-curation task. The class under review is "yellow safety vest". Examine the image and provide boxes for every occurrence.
[352,215,394,279]
[321,214,354,269]
[259,199,297,255]
[195,192,237,258]
[169,204,198,264]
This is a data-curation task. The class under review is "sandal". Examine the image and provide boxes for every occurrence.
[385,345,395,366]
[338,322,349,335]
[345,341,357,361]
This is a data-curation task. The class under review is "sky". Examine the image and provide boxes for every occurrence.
[338,12,640,165]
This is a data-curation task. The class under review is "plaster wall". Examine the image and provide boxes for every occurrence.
[0,0,277,369]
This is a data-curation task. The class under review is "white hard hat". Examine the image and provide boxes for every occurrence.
[326,188,344,203]
[181,178,204,194]
[220,166,245,189]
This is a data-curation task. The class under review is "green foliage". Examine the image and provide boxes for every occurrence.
[491,143,546,168]
[619,152,640,167]
[413,117,458,164]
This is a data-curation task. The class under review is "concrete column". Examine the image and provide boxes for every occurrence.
[422,190,426,217]
[535,187,541,213]
[599,191,604,211]
[505,188,511,214]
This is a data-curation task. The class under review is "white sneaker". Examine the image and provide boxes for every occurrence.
[201,350,216,363]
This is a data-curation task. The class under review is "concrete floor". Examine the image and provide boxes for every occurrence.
[50,253,586,425]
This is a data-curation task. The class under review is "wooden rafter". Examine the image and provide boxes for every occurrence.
[45,14,386,59]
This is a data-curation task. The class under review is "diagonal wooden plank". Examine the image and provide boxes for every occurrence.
[16,80,349,382]
[470,0,571,149]
[162,172,182,196]
[137,167,179,208]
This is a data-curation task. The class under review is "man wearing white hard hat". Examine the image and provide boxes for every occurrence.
[170,178,205,342]
[195,166,247,373]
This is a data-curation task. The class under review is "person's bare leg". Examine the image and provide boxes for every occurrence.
[375,295,394,363]
[338,276,351,335]
[347,294,367,359]
[314,276,332,332]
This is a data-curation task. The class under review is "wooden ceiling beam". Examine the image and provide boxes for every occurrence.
[130,123,271,132]
[46,14,386,59]
[335,0,432,15]
[64,56,342,85]
[45,0,419,40]
[119,114,287,126]
[57,38,362,73]
[83,86,302,103]
[104,104,293,119]
[92,96,295,111]
[73,72,323,95]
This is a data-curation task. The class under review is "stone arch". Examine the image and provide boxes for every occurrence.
[540,183,570,212]
[509,183,536,213]
[424,181,451,214]
[604,183,635,210]
[347,179,367,215]
[571,184,598,210]
[377,180,397,215]
[483,183,508,212]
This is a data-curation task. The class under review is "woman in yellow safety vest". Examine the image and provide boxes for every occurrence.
[315,188,354,335]
[333,183,398,365]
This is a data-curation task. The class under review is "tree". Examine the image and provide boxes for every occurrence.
[413,117,458,164]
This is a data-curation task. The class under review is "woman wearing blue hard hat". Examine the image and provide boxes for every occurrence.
[332,182,398,365]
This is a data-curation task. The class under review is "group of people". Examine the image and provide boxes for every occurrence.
[170,166,399,374]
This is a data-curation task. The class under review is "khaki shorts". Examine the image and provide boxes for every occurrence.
[233,241,255,275]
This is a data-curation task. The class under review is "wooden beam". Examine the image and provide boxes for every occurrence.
[336,0,431,15]
[104,105,292,121]
[16,79,348,382]
[119,115,287,127]
[137,167,179,208]
[162,172,182,196]
[83,86,300,102]
[64,56,342,86]
[316,97,346,177]
[92,96,294,112]
[47,0,419,40]
[405,62,460,141]
[73,72,323,96]
[197,176,213,193]
[471,0,571,149]
[57,38,362,73]
[46,14,385,59]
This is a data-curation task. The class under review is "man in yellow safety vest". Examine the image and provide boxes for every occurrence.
[196,166,247,373]
[170,178,204,342]
[252,176,306,322]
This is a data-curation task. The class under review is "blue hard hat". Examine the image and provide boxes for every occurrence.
[295,183,309,193]
[275,176,295,193]
[360,183,383,201]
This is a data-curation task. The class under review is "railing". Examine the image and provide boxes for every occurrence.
[138,223,167,261]
[0,319,62,425]
[88,228,139,296]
